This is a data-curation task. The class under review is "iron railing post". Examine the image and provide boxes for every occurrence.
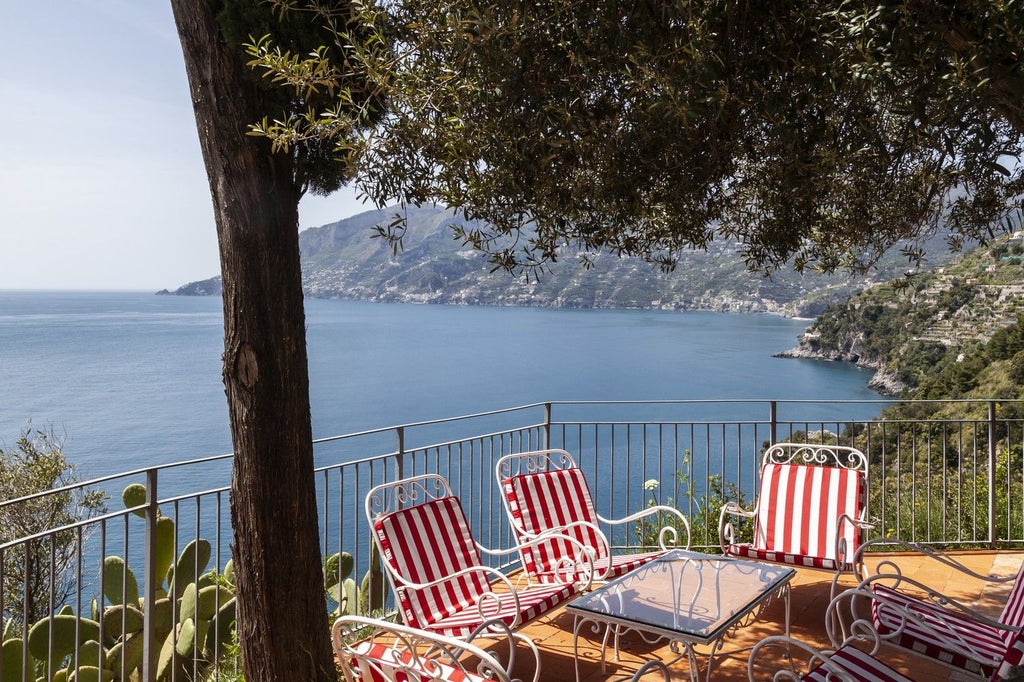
[142,468,158,682]
[769,400,778,445]
[544,402,552,449]
[989,400,998,548]
[395,426,405,482]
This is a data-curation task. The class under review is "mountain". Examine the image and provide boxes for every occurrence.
[778,233,1024,394]
[162,204,959,316]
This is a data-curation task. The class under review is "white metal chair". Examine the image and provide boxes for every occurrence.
[332,615,671,681]
[495,448,691,583]
[719,442,874,596]
[749,587,914,682]
[748,635,914,682]
[843,538,1024,681]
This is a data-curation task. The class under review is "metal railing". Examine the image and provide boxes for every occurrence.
[2,398,1023,680]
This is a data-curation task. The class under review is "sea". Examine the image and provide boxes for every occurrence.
[0,290,887,480]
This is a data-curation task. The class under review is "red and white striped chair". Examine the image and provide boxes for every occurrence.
[495,449,691,583]
[845,539,1024,681]
[719,442,873,596]
[365,473,593,642]
[332,615,540,682]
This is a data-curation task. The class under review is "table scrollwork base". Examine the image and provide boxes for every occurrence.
[571,582,791,682]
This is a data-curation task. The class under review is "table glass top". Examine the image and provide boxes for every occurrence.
[567,550,795,642]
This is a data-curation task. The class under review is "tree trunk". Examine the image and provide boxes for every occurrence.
[168,2,335,680]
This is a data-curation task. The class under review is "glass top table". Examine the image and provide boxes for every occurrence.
[566,549,795,681]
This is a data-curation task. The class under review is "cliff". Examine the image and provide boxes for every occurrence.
[777,233,1024,395]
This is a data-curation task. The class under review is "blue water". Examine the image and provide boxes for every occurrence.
[0,291,884,478]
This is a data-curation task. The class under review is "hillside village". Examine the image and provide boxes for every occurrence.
[910,234,1024,346]
[163,204,957,318]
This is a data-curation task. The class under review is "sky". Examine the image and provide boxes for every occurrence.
[0,1,368,291]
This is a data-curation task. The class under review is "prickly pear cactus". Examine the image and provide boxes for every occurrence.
[7,481,372,681]
[358,542,388,615]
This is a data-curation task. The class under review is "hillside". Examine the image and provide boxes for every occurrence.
[779,234,1024,394]
[161,205,958,316]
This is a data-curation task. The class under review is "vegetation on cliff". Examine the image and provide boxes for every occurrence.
[786,234,1024,406]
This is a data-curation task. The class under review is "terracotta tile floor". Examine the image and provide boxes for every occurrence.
[516,551,1024,681]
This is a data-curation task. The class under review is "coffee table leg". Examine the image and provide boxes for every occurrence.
[574,615,612,681]
[785,582,792,638]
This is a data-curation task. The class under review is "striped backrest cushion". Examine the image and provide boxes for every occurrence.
[754,462,863,562]
[503,467,606,574]
[994,564,1024,681]
[373,495,491,631]
[998,563,1024,628]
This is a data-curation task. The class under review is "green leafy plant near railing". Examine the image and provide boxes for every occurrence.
[866,444,1024,545]
[0,424,108,629]
[635,453,750,550]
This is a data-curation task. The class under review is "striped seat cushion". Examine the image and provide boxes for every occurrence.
[373,494,580,638]
[802,644,914,682]
[728,463,862,570]
[591,552,663,580]
[871,584,1005,678]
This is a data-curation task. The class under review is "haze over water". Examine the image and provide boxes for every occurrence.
[0,291,885,479]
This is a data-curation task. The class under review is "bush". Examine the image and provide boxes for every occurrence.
[0,424,107,627]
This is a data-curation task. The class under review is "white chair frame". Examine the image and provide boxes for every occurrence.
[495,448,691,582]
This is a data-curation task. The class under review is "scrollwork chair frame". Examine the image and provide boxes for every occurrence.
[333,614,539,682]
[839,538,1024,681]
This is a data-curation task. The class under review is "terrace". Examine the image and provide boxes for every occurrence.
[3,399,1023,680]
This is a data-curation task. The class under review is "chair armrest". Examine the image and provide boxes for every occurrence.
[388,563,537,629]
[718,501,756,553]
[386,562,507,592]
[836,513,875,574]
[516,518,609,556]
[856,571,1016,632]
[854,537,1017,586]
[841,575,1020,668]
[825,587,899,650]
[597,504,692,551]
[477,531,596,590]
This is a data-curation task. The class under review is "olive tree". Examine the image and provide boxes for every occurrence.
[168,1,379,679]
[0,425,106,628]
[172,1,1023,679]
[250,1,1024,276]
